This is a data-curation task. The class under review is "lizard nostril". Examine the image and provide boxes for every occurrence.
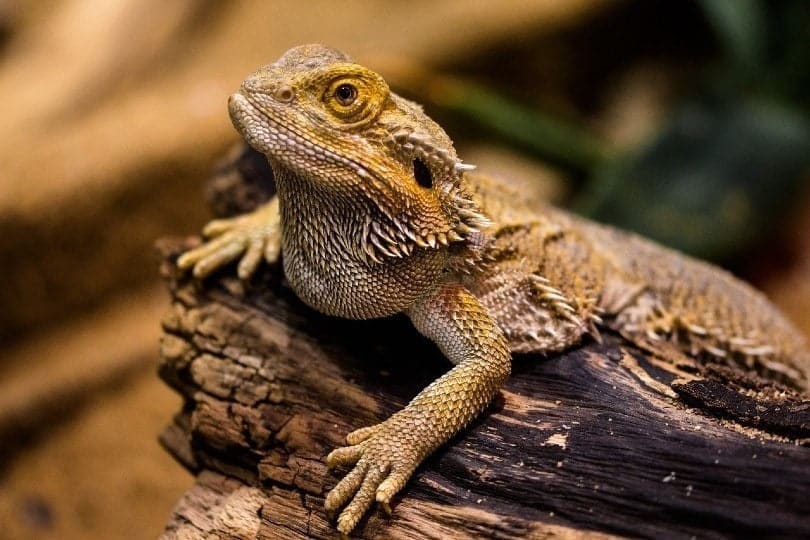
[275,85,294,103]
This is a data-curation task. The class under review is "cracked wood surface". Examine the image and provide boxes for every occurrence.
[157,146,810,539]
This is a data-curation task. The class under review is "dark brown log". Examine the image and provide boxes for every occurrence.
[157,146,810,539]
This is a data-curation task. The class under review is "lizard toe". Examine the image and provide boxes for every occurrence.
[202,217,239,237]
[326,442,366,469]
[263,237,281,264]
[178,235,242,277]
[177,237,220,271]
[325,460,367,516]
[375,463,415,510]
[192,239,245,279]
[346,424,382,445]
[237,238,265,279]
[336,463,389,535]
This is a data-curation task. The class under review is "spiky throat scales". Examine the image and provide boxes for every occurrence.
[274,165,449,319]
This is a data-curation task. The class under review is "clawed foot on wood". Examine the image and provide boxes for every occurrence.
[177,197,280,280]
[325,419,421,534]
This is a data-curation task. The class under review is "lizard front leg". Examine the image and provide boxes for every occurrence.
[325,282,511,534]
[178,197,280,279]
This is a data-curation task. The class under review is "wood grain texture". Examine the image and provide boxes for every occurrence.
[158,146,810,539]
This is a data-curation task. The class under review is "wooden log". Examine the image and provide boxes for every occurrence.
[157,146,810,539]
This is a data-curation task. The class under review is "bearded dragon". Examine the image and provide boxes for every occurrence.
[177,44,810,535]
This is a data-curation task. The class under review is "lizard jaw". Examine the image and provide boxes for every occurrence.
[228,92,286,158]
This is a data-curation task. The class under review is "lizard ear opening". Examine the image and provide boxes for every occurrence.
[413,158,433,189]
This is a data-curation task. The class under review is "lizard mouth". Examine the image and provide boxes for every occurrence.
[228,92,374,180]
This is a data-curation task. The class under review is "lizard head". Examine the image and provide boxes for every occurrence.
[228,44,489,263]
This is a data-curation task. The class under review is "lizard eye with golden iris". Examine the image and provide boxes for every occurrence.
[335,84,357,106]
[323,74,386,125]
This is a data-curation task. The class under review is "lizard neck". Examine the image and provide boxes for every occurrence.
[271,163,448,319]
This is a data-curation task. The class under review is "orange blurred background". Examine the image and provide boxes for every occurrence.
[0,1,807,538]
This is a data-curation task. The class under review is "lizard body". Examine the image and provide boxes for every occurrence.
[177,44,810,535]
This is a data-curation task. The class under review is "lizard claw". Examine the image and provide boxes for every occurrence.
[325,421,421,535]
[178,199,280,280]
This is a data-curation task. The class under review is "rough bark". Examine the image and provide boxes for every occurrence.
[158,146,810,539]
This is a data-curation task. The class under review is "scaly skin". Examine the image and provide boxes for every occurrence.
[178,44,810,535]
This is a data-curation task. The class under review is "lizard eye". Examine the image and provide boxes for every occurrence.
[322,72,387,126]
[335,84,357,106]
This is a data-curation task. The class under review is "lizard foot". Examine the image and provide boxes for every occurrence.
[325,420,422,535]
[177,200,280,279]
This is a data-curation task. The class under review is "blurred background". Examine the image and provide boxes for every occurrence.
[0,0,808,538]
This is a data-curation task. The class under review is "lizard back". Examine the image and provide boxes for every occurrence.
[464,172,810,390]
